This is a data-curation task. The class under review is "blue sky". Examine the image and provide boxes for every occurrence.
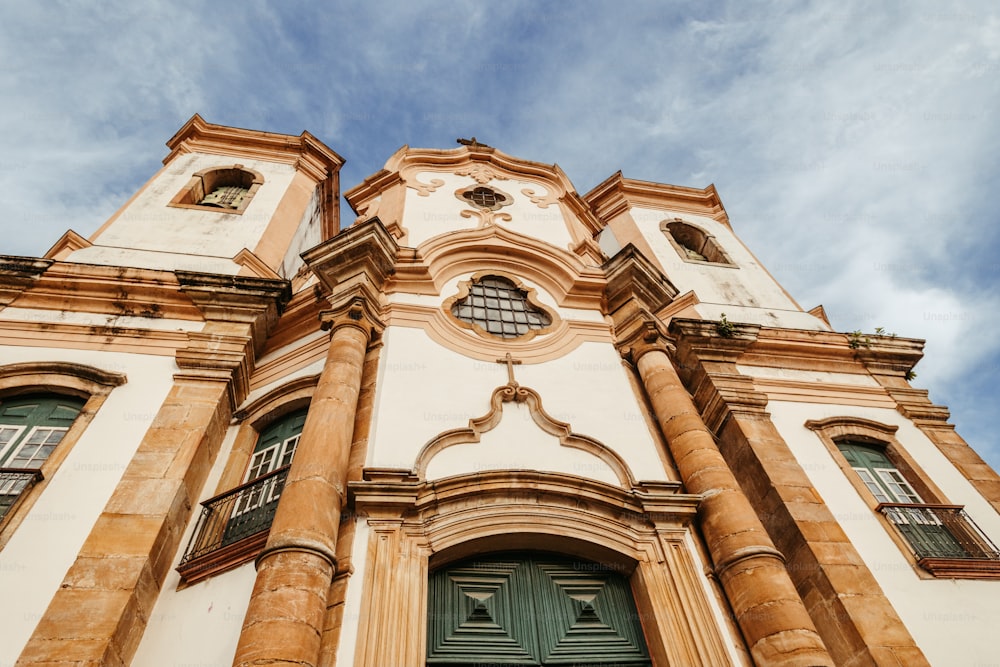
[1,1,998,472]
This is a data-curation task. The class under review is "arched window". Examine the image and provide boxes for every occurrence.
[224,408,307,541]
[169,164,264,214]
[427,553,651,666]
[661,220,734,265]
[0,394,85,520]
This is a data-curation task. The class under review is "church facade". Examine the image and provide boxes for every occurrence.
[1,115,998,666]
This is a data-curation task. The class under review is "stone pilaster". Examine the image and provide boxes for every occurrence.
[632,344,833,666]
[16,275,289,667]
[671,318,930,666]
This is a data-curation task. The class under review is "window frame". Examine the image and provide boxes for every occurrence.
[168,164,264,215]
[0,362,125,548]
[443,271,559,342]
[806,416,1000,578]
[176,386,315,585]
[659,219,736,267]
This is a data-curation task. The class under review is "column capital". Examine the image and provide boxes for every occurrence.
[616,314,676,365]
[320,294,385,341]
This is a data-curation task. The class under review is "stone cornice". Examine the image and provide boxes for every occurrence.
[8,260,204,322]
[164,114,344,183]
[584,172,731,228]
[343,169,405,217]
[349,468,698,527]
[175,272,293,407]
[667,317,947,429]
[0,255,54,308]
[176,271,291,351]
[301,218,398,308]
[0,361,126,389]
[603,244,678,363]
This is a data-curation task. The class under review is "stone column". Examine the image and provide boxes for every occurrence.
[232,297,382,667]
[633,341,833,666]
[603,246,833,666]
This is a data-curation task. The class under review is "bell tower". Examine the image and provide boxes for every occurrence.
[45,114,343,282]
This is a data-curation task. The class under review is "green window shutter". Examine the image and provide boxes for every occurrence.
[836,440,970,557]
[222,408,308,545]
[836,441,923,504]
[427,555,651,666]
[0,394,85,467]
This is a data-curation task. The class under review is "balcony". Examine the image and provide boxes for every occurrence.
[177,465,290,583]
[0,468,44,522]
[878,503,1000,578]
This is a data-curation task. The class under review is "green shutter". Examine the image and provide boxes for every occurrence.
[0,394,84,467]
[427,554,651,666]
[254,409,307,454]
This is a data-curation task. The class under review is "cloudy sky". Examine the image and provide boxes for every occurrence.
[1,1,998,471]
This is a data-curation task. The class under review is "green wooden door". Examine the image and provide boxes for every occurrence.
[428,554,651,666]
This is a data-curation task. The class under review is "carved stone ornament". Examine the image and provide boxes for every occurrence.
[455,162,508,184]
[406,174,446,197]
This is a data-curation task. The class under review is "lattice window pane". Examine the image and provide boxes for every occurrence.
[876,468,924,504]
[451,276,552,339]
[853,468,892,504]
[6,427,67,468]
[464,186,501,208]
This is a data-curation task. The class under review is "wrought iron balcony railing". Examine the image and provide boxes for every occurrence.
[0,468,44,521]
[877,503,1000,561]
[179,465,291,571]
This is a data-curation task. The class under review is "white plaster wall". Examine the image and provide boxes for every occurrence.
[767,400,1000,666]
[69,152,297,272]
[402,172,575,252]
[626,206,829,331]
[0,347,176,667]
[425,401,620,485]
[280,190,323,280]
[132,423,254,667]
[368,327,668,484]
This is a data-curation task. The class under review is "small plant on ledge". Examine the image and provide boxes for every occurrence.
[848,330,871,349]
[716,313,735,338]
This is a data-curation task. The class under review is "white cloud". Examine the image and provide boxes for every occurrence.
[0,0,996,473]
